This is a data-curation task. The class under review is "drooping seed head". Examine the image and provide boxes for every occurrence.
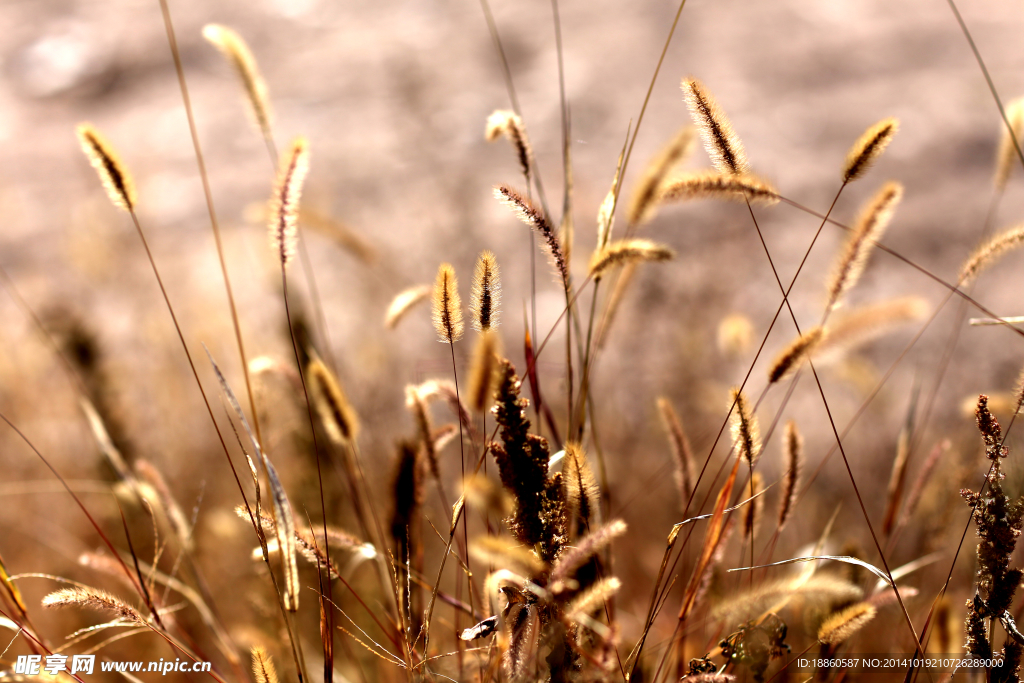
[657,169,779,205]
[385,284,431,329]
[729,388,761,467]
[768,326,824,383]
[817,602,877,644]
[494,185,568,286]
[627,125,695,225]
[485,110,533,178]
[202,24,273,137]
[589,238,674,278]
[778,420,802,531]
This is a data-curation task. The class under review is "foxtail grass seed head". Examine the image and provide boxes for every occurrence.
[202,24,273,137]
[385,284,430,329]
[471,250,501,332]
[494,184,568,285]
[817,602,877,644]
[627,125,695,225]
[657,397,695,509]
[682,78,749,175]
[251,646,279,683]
[959,224,1024,285]
[589,238,674,278]
[468,329,501,413]
[566,577,622,620]
[76,123,137,212]
[842,117,898,183]
[268,137,310,268]
[778,420,802,531]
[729,388,761,466]
[307,353,359,446]
[995,98,1024,191]
[742,472,764,540]
[717,313,754,358]
[485,110,533,178]
[42,587,146,626]
[768,326,824,383]
[432,263,464,343]
[826,181,903,311]
[561,442,601,531]
[814,296,928,363]
[657,170,779,205]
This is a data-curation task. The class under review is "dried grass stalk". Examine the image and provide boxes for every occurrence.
[202,25,273,137]
[307,353,359,447]
[486,110,533,178]
[777,420,802,531]
[42,587,146,626]
[817,602,877,644]
[385,285,430,329]
[656,397,695,510]
[627,125,695,225]
[729,388,761,467]
[825,181,903,311]
[768,326,824,383]
[658,170,778,205]
[842,117,898,183]
[76,123,137,211]
[432,263,464,343]
[681,78,748,176]
[959,224,1024,285]
[995,98,1024,191]
[268,138,310,268]
[135,460,193,551]
[471,250,502,332]
[494,184,568,285]
[589,239,674,278]
[597,149,625,249]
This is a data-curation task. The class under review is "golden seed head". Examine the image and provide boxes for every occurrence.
[657,169,779,205]
[471,250,502,332]
[767,326,824,383]
[589,238,675,278]
[960,223,1024,285]
[729,388,761,466]
[307,353,359,446]
[468,329,501,413]
[485,110,532,177]
[995,98,1024,191]
[385,284,431,329]
[432,263,464,343]
[627,125,695,225]
[202,24,273,136]
[494,184,567,285]
[826,181,903,311]
[268,137,310,268]
[842,117,898,183]
[817,602,877,644]
[76,123,137,212]
[251,646,280,683]
[682,78,749,175]
[778,420,802,531]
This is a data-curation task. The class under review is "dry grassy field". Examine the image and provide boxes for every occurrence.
[1,0,1024,681]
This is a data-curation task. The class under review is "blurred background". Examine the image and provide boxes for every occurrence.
[1,0,1024,675]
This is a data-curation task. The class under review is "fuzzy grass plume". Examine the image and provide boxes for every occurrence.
[959,224,1024,284]
[268,137,310,268]
[202,24,273,138]
[729,388,761,466]
[825,181,903,311]
[385,285,430,329]
[42,586,147,626]
[842,117,898,183]
[767,326,824,383]
[778,420,802,531]
[627,125,695,225]
[486,110,533,178]
[995,98,1024,191]
[682,78,749,176]
[251,646,280,683]
[657,396,695,509]
[76,123,137,212]
[494,184,568,285]
[307,353,359,447]
[589,238,674,278]
[658,170,778,205]
[817,602,877,644]
[432,263,464,344]
[470,250,501,332]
